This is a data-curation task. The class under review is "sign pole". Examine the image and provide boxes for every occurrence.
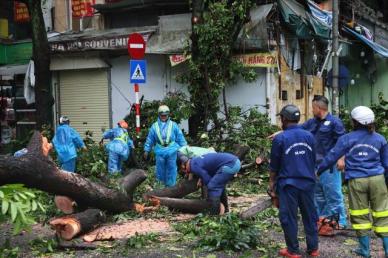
[134,83,140,133]
[128,33,146,134]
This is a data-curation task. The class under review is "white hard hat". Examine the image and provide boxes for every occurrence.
[158,105,170,115]
[351,106,375,125]
[59,116,70,124]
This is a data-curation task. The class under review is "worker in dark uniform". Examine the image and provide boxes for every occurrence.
[317,106,388,258]
[180,152,240,215]
[269,105,319,258]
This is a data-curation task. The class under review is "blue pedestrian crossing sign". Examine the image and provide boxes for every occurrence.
[129,60,146,84]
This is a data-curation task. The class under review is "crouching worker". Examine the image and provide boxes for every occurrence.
[180,152,240,215]
[53,116,86,172]
[100,120,134,174]
[317,106,388,258]
[178,145,216,159]
[269,105,318,258]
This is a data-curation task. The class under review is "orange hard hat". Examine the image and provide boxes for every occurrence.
[118,120,128,129]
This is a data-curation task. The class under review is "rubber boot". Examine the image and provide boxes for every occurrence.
[220,190,229,213]
[206,197,221,215]
[382,237,388,257]
[353,236,370,258]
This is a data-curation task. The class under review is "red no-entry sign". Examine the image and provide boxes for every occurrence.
[128,33,146,59]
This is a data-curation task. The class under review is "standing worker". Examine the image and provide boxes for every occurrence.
[269,105,319,258]
[180,152,240,215]
[317,106,388,258]
[101,120,134,174]
[302,95,347,231]
[143,105,187,187]
[270,95,347,232]
[53,116,86,172]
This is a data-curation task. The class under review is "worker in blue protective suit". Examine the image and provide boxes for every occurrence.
[100,120,134,174]
[317,106,388,258]
[269,105,319,258]
[143,105,187,187]
[52,116,86,172]
[180,152,240,215]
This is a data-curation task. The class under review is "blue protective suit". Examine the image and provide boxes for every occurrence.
[189,153,241,197]
[270,124,318,254]
[53,124,85,172]
[144,118,187,187]
[302,113,347,227]
[317,129,388,180]
[103,127,134,174]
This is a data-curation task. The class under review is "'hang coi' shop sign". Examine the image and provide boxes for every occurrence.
[234,52,277,68]
[169,52,277,68]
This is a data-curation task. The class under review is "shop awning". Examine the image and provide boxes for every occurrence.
[50,57,110,71]
[93,0,188,12]
[0,64,28,76]
[344,27,388,58]
[277,0,331,39]
[49,27,156,53]
[236,4,273,50]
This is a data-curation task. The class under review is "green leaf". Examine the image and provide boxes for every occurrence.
[0,190,4,199]
[24,191,36,198]
[31,200,37,211]
[17,193,28,200]
[344,238,358,246]
[2,199,9,214]
[10,203,17,222]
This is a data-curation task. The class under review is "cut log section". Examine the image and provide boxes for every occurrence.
[239,198,272,220]
[50,209,106,240]
[54,196,76,214]
[0,131,147,213]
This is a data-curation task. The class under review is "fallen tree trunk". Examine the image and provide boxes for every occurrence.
[0,131,146,213]
[239,198,272,220]
[153,197,225,214]
[50,209,106,240]
[143,178,198,200]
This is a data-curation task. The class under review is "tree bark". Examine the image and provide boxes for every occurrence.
[155,197,210,214]
[25,0,54,128]
[239,198,272,220]
[50,209,106,240]
[143,178,198,200]
[0,132,146,213]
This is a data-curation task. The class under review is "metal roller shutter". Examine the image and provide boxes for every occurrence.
[59,69,110,142]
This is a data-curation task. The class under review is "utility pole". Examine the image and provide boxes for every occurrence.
[332,0,339,115]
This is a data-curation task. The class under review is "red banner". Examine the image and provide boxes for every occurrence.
[14,1,30,23]
[72,0,96,18]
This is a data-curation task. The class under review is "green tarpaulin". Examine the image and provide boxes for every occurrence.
[277,0,331,39]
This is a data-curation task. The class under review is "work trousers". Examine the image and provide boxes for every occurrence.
[315,166,347,226]
[278,185,318,254]
[348,174,388,237]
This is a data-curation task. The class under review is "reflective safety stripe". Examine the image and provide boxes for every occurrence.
[114,131,128,143]
[349,208,370,216]
[155,121,173,146]
[352,223,372,230]
[372,210,388,218]
[373,226,388,233]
